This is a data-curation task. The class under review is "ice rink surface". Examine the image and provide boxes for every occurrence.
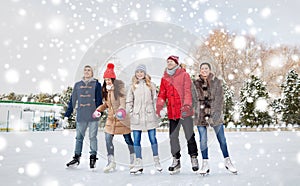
[0,129,299,186]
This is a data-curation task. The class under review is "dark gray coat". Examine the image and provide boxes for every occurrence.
[193,73,224,126]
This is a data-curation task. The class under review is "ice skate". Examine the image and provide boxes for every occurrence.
[130,158,143,174]
[168,157,181,175]
[129,153,135,169]
[66,155,80,168]
[103,155,116,173]
[224,157,237,174]
[154,156,163,172]
[89,155,98,170]
[191,156,199,172]
[199,159,209,176]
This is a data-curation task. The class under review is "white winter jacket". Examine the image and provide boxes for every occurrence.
[126,80,159,130]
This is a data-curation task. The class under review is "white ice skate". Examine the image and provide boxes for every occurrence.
[129,153,135,170]
[224,157,237,174]
[154,156,163,172]
[199,159,209,176]
[103,155,116,173]
[130,158,143,174]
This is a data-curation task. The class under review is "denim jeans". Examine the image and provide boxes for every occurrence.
[133,129,158,159]
[105,132,134,156]
[197,124,229,159]
[169,116,198,159]
[74,121,98,156]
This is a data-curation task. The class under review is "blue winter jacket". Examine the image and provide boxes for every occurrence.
[64,78,102,122]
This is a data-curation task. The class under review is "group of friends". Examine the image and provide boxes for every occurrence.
[63,55,237,176]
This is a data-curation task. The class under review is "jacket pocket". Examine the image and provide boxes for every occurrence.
[130,113,140,125]
[146,106,158,122]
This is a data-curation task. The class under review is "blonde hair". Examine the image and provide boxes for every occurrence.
[131,74,153,91]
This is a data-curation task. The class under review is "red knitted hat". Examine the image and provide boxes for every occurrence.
[167,55,179,64]
[103,63,116,79]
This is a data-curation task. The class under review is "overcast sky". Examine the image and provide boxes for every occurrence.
[1,0,299,95]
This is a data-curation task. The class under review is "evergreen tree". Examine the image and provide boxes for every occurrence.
[240,75,272,127]
[281,69,300,125]
[59,86,76,128]
[223,81,235,126]
[270,98,283,124]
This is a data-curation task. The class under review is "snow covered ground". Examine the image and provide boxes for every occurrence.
[0,129,299,186]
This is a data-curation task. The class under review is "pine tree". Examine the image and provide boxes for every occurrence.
[59,86,76,128]
[281,69,300,125]
[240,75,272,127]
[223,81,235,126]
[270,98,283,124]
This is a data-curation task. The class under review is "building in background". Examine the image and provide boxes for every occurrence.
[0,101,63,132]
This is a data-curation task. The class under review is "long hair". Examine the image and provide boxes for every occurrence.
[102,78,125,101]
[102,78,115,101]
[131,74,153,91]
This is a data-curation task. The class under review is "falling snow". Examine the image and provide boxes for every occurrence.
[0,131,299,185]
[1,0,300,185]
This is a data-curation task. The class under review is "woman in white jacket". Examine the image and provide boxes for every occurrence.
[126,64,162,174]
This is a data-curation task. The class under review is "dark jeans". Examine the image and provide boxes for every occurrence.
[169,116,198,159]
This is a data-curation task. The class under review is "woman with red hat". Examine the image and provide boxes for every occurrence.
[93,63,135,173]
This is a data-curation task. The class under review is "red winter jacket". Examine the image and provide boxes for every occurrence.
[156,68,193,119]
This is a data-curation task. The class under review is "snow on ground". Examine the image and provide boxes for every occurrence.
[0,129,300,186]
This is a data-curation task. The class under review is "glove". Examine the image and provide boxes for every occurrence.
[156,109,161,118]
[115,108,126,120]
[156,104,163,118]
[92,110,102,118]
[181,105,192,118]
[62,117,69,128]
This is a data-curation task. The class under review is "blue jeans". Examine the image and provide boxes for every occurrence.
[197,124,229,159]
[105,132,134,156]
[74,121,98,156]
[133,129,158,159]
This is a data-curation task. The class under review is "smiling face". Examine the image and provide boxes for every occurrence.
[104,78,113,85]
[167,59,178,70]
[135,70,145,80]
[200,64,211,79]
[83,66,93,80]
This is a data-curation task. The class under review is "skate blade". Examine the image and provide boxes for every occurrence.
[199,169,210,176]
[169,169,180,175]
[90,167,97,172]
[230,171,238,175]
[103,168,116,173]
[66,164,79,169]
[199,173,209,176]
[156,168,163,172]
[226,167,238,175]
[130,169,143,174]
[192,167,199,172]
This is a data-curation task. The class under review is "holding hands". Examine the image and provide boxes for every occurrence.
[92,110,102,118]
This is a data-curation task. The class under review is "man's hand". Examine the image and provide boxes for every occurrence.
[62,117,69,128]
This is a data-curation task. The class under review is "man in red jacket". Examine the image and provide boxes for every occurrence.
[156,55,199,174]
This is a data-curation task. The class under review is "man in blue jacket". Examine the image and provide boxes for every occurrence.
[64,65,102,169]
